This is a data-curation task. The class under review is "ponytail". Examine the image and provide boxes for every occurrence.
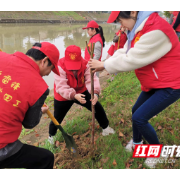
[95,26,105,47]
[90,26,105,47]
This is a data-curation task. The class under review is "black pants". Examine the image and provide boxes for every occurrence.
[0,144,54,169]
[49,90,109,136]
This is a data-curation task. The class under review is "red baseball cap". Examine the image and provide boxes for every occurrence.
[82,20,99,29]
[64,45,83,70]
[107,11,121,23]
[32,42,60,76]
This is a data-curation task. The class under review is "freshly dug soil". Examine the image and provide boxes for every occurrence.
[53,130,100,169]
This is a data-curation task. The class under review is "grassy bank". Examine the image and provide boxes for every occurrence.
[0,11,109,21]
[36,71,180,169]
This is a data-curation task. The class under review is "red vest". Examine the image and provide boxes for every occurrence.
[54,58,88,101]
[108,30,127,56]
[131,13,180,92]
[114,31,127,50]
[0,52,48,149]
[84,33,103,61]
[172,11,180,32]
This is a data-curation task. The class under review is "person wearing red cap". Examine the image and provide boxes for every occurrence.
[0,42,60,169]
[48,45,115,144]
[82,20,105,77]
[89,11,180,168]
[106,26,127,81]
[107,26,127,59]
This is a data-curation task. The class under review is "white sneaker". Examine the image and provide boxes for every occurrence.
[125,139,134,152]
[102,126,115,136]
[48,136,54,145]
[125,139,143,152]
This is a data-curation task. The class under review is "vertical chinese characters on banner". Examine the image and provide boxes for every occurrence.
[0,71,21,108]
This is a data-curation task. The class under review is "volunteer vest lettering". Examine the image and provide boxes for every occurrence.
[0,52,48,149]
[84,33,103,61]
[131,13,180,92]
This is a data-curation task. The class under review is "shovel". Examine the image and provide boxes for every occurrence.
[43,105,78,156]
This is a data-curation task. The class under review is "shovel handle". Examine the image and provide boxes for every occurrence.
[43,104,59,126]
[46,110,60,126]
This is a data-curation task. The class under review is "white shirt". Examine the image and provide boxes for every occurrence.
[104,17,172,74]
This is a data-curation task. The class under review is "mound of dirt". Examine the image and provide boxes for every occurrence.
[53,130,100,169]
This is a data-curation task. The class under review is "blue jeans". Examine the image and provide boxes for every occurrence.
[132,88,180,144]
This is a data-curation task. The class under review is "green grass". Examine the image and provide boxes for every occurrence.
[0,11,94,21]
[52,11,84,20]
[19,127,34,139]
[39,72,180,169]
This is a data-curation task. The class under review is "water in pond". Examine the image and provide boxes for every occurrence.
[0,23,120,89]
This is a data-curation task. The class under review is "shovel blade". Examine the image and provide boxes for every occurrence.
[63,133,78,152]
[57,125,78,156]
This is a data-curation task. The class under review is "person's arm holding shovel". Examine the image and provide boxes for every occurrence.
[22,89,49,129]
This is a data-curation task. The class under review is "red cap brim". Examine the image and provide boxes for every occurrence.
[82,27,88,30]
[107,11,120,23]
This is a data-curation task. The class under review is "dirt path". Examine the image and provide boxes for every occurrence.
[20,70,111,146]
